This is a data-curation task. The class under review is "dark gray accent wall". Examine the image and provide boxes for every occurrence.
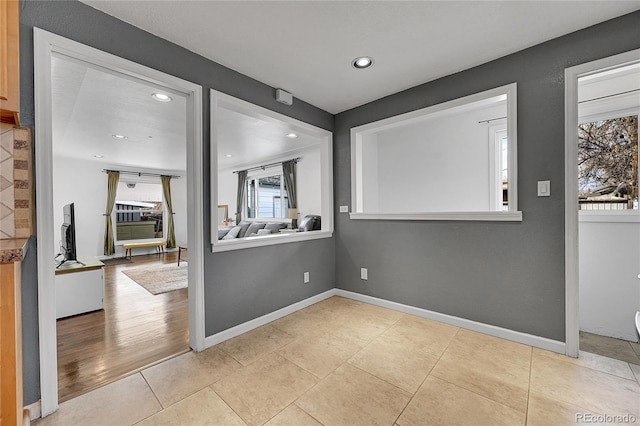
[19,0,334,403]
[334,10,640,342]
[21,237,39,405]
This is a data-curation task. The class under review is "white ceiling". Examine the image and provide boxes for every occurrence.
[80,0,640,114]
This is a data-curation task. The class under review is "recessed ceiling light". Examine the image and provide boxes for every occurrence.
[352,56,374,69]
[286,133,298,138]
[93,154,104,158]
[225,154,233,158]
[112,134,127,139]
[151,93,172,102]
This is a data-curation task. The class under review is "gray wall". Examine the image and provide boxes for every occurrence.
[19,0,334,404]
[334,10,640,342]
[21,237,39,405]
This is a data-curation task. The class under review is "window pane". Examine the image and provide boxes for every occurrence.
[247,179,256,218]
[258,176,281,218]
[115,183,164,240]
[578,116,638,210]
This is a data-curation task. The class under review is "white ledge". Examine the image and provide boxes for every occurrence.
[349,211,523,222]
[579,211,640,223]
[212,230,333,252]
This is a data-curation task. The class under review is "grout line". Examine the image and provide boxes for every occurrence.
[210,386,251,425]
[524,346,533,425]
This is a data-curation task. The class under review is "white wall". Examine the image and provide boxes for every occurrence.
[360,103,506,213]
[579,218,640,342]
[53,156,187,258]
[217,145,322,223]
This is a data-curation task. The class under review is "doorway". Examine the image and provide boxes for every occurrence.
[34,29,205,416]
[565,48,640,360]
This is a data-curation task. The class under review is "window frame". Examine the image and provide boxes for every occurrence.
[112,180,167,245]
[210,89,334,252]
[349,83,521,222]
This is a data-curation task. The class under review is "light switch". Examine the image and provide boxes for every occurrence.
[537,180,550,197]
[340,205,349,213]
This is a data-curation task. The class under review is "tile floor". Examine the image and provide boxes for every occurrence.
[580,331,640,365]
[34,296,640,426]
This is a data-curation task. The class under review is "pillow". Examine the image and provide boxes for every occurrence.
[217,227,231,240]
[264,222,287,233]
[236,221,252,238]
[245,222,266,236]
[222,226,241,240]
[256,229,272,235]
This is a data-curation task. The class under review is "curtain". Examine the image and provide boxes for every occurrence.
[282,159,297,209]
[235,170,248,225]
[103,170,119,255]
[161,175,176,248]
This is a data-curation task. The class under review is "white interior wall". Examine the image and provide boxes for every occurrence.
[217,145,322,224]
[579,219,640,342]
[361,103,505,213]
[53,156,187,258]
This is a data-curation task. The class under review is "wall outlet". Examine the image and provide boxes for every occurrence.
[303,271,310,283]
[340,205,349,213]
[360,268,368,280]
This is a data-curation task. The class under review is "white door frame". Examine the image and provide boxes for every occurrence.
[564,48,640,358]
[34,28,205,416]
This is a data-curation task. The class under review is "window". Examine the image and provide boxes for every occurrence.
[578,115,638,211]
[246,173,290,219]
[350,83,520,221]
[210,89,334,251]
[114,181,165,241]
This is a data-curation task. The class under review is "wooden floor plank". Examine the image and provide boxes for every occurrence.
[56,252,189,402]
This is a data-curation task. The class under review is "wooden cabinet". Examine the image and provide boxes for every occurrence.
[1,0,20,125]
[0,260,24,426]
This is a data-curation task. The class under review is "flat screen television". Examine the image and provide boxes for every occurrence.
[57,203,77,267]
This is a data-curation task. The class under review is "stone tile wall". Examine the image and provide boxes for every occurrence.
[0,127,33,238]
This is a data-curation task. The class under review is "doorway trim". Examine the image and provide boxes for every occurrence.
[564,48,640,358]
[34,28,205,416]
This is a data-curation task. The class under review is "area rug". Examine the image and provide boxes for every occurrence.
[122,263,188,295]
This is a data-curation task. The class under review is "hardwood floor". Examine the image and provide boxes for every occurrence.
[56,252,189,402]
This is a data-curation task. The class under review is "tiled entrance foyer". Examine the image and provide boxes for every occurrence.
[35,296,640,426]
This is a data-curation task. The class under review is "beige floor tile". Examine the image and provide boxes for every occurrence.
[278,332,364,378]
[264,405,322,426]
[631,363,640,383]
[212,353,317,426]
[383,314,459,357]
[533,348,635,381]
[580,331,640,365]
[526,392,613,426]
[217,325,296,366]
[33,373,160,426]
[296,364,411,426]
[135,387,246,425]
[397,376,524,426]
[141,347,241,407]
[270,308,336,339]
[348,333,439,393]
[430,329,531,413]
[530,350,640,419]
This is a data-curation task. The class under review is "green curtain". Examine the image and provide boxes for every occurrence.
[235,170,248,225]
[282,159,297,209]
[161,175,176,248]
[103,170,119,255]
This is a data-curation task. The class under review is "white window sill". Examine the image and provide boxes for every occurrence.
[212,230,333,252]
[579,211,640,223]
[349,211,523,222]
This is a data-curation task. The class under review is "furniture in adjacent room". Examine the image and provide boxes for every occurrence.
[122,240,166,259]
[177,244,187,266]
[116,221,157,240]
[55,257,105,319]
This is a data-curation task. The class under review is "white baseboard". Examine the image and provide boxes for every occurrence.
[202,288,565,355]
[25,400,41,421]
[204,289,337,348]
[335,289,566,354]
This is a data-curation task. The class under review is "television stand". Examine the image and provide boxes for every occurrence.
[54,257,104,319]
[56,258,85,269]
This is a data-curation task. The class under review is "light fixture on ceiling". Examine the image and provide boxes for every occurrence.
[225,154,233,158]
[151,93,172,102]
[93,154,104,158]
[352,56,374,69]
[286,132,298,139]
[112,134,127,139]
